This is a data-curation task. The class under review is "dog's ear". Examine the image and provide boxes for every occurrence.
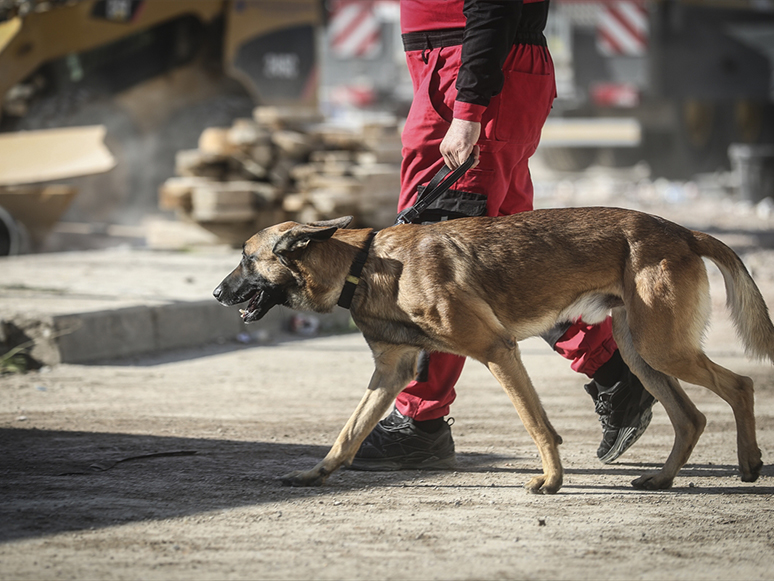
[272,216,353,258]
[307,216,353,230]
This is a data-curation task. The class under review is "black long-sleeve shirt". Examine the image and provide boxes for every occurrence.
[457,0,549,109]
[401,0,549,121]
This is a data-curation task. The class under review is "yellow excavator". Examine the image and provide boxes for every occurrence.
[0,0,322,251]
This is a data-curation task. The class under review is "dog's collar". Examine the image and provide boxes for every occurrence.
[337,230,377,309]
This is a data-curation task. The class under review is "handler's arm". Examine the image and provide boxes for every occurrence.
[440,0,522,169]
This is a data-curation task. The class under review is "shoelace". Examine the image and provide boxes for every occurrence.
[380,414,455,430]
[594,395,622,430]
[594,397,612,417]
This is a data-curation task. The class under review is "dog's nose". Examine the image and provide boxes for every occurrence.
[213,285,222,300]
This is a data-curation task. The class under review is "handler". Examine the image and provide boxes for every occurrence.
[351,0,656,470]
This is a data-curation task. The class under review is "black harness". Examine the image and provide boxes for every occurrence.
[336,156,476,310]
[395,155,476,225]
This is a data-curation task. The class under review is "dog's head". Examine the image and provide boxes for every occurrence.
[213,216,353,322]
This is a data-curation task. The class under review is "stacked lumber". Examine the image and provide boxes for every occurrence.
[159,106,402,246]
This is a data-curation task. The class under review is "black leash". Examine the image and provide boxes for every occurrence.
[395,154,476,225]
[338,155,475,309]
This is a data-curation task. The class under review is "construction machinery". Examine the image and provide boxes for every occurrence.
[0,0,321,250]
[542,0,774,178]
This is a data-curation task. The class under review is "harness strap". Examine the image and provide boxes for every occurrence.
[337,230,377,309]
[395,155,476,225]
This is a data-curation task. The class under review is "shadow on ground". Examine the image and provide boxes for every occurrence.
[2,428,771,544]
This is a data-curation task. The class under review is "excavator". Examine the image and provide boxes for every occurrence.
[0,0,322,252]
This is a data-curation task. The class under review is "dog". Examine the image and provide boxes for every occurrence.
[213,207,774,493]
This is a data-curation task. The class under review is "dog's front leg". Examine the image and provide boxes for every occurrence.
[281,344,420,487]
[486,346,564,494]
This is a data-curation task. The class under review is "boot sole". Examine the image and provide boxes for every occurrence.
[598,407,653,464]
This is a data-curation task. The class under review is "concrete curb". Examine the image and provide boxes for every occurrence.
[6,303,354,365]
[0,247,355,367]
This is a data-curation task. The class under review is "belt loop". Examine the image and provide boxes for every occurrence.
[421,34,431,64]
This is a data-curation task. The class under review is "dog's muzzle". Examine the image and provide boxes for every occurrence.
[213,280,286,323]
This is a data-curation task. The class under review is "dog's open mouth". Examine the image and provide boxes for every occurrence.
[238,288,284,323]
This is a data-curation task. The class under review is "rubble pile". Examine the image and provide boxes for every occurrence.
[158,106,402,245]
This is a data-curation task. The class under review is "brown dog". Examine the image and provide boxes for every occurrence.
[213,207,774,493]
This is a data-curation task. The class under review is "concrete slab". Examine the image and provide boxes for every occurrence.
[0,247,352,365]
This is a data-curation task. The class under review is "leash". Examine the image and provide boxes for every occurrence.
[394,154,476,225]
[338,155,475,309]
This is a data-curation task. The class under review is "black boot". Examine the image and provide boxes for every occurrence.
[349,408,456,471]
[585,351,657,464]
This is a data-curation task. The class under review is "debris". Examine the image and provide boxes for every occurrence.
[158,107,402,247]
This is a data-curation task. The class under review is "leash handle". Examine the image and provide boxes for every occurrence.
[395,154,476,225]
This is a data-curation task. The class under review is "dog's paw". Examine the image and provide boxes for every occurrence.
[631,473,673,490]
[280,469,327,487]
[524,474,562,495]
[739,449,763,482]
[740,458,763,482]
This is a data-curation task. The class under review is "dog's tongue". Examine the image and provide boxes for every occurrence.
[239,289,287,323]
[239,291,264,321]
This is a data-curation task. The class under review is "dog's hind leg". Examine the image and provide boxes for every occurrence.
[646,350,760,483]
[611,309,707,490]
[281,343,420,487]
[485,345,564,494]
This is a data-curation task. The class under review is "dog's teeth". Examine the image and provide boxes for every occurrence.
[239,309,247,316]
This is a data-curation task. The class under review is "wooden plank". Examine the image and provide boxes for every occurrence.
[253,106,323,129]
[309,150,355,164]
[272,130,315,160]
[304,175,362,196]
[307,189,358,216]
[226,118,271,148]
[158,177,214,212]
[198,127,240,156]
[282,192,307,213]
[193,187,255,211]
[191,181,278,216]
[175,149,228,179]
[248,143,274,169]
[307,125,362,150]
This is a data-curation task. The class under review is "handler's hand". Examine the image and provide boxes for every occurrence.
[440,118,481,170]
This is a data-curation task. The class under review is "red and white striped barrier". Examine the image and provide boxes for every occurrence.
[329,1,382,59]
[596,1,648,57]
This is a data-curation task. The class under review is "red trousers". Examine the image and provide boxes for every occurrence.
[395,42,618,421]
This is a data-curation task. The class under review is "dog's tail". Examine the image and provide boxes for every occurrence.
[691,231,774,363]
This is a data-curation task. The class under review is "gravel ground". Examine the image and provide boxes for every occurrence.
[1,160,773,580]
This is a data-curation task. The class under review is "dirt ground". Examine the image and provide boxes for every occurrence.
[2,171,774,580]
